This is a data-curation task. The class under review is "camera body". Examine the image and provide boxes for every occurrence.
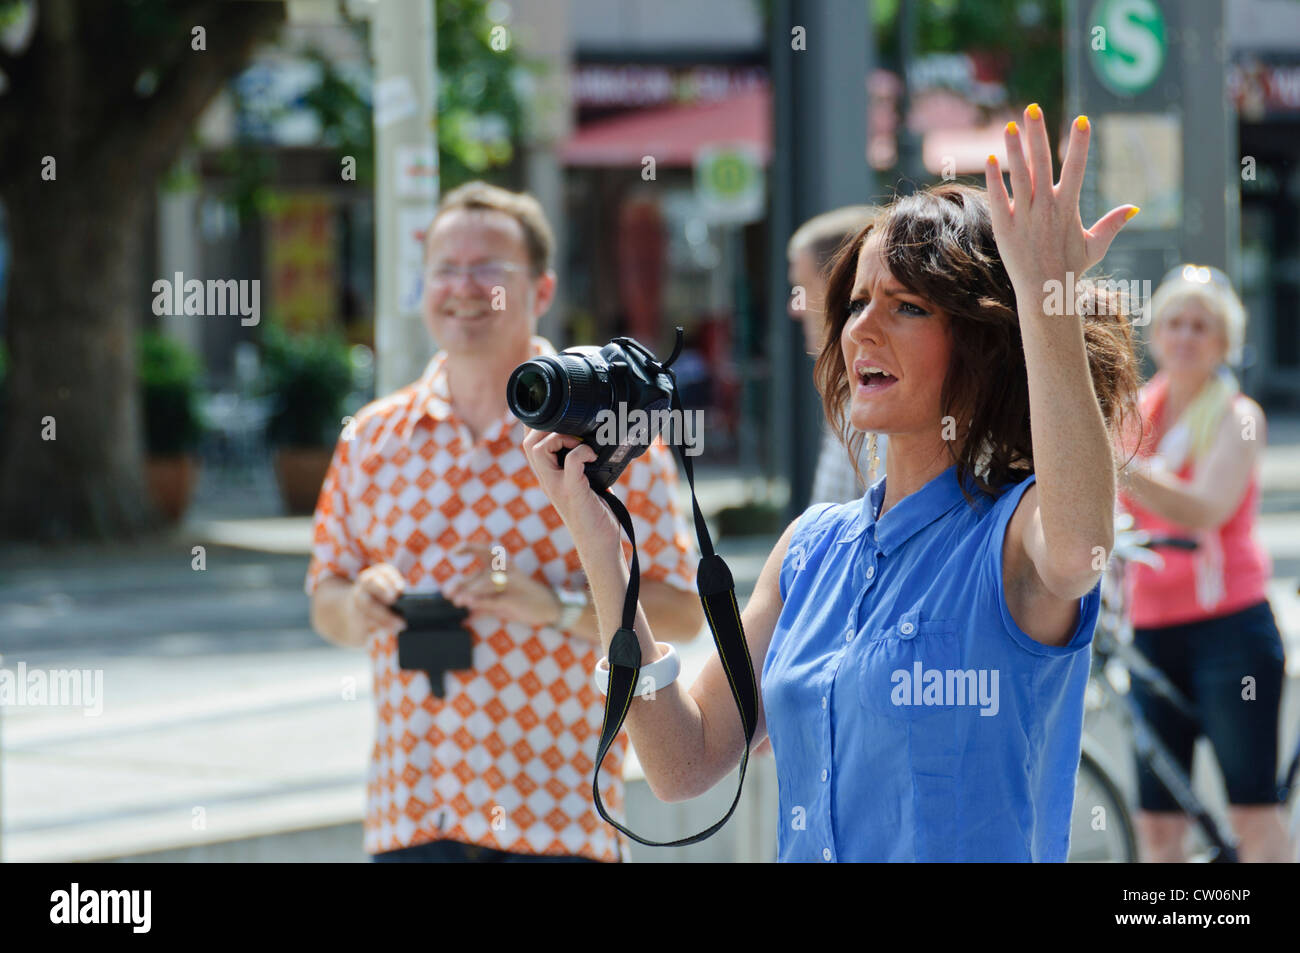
[507,337,675,491]
[393,593,472,699]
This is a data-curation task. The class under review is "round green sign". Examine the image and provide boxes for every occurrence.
[702,152,754,198]
[1088,0,1167,96]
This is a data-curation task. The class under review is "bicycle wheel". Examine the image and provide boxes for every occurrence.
[1280,733,1300,862]
[1069,750,1139,862]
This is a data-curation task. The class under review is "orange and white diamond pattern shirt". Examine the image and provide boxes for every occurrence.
[306,337,698,861]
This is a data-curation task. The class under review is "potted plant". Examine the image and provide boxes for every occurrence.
[139,331,204,523]
[261,325,353,515]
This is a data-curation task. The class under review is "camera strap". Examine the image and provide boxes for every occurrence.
[590,372,759,847]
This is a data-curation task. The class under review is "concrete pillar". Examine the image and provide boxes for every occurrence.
[768,0,872,516]
[511,0,573,347]
[369,0,438,396]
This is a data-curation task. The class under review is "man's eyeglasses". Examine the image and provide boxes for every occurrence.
[424,261,529,289]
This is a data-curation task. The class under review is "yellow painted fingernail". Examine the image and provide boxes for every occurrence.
[1006,120,1018,134]
[987,154,997,165]
[1076,115,1089,131]
[1027,103,1041,120]
[1124,206,1140,221]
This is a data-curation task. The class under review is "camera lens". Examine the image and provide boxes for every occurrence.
[508,360,564,425]
[553,355,602,431]
[506,353,608,433]
[512,367,553,417]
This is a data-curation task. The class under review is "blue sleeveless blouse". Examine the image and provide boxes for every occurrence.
[761,466,1099,861]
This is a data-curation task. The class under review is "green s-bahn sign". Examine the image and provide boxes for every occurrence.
[1088,0,1168,96]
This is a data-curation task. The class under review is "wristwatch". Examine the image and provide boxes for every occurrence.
[553,586,588,630]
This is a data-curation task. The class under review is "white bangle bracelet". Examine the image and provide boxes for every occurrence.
[594,642,680,698]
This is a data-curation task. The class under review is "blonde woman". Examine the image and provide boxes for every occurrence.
[1120,265,1291,862]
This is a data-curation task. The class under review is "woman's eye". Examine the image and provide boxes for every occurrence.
[847,299,867,317]
[898,300,929,316]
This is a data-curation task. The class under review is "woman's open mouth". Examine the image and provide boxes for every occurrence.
[854,365,898,396]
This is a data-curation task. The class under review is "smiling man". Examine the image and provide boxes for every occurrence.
[306,181,703,863]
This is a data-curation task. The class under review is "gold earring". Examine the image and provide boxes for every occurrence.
[867,432,880,483]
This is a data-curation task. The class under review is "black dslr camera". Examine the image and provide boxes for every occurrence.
[508,328,758,849]
[506,331,681,491]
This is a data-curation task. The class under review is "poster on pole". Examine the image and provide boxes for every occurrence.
[374,75,418,128]
[1098,113,1181,230]
[395,145,438,198]
[397,204,437,316]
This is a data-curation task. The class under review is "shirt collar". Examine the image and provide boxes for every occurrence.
[398,335,557,436]
[838,464,982,555]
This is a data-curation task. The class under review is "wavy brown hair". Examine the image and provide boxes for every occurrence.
[814,182,1139,498]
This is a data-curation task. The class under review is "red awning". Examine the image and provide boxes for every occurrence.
[561,87,771,168]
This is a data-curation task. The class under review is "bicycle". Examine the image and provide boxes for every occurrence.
[1067,516,1300,862]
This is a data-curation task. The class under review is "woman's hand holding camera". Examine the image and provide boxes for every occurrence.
[521,430,624,561]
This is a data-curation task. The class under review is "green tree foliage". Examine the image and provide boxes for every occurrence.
[874,0,1065,146]
[216,0,533,212]
[302,46,374,179]
[434,0,536,189]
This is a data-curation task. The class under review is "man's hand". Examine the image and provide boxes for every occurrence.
[443,542,564,628]
[349,564,407,642]
[310,564,407,649]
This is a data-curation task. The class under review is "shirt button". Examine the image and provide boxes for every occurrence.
[821,696,828,709]
[822,847,832,861]
[865,565,875,579]
[845,629,853,642]
[900,621,915,635]
[820,769,828,782]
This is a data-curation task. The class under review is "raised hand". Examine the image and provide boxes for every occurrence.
[984,103,1138,307]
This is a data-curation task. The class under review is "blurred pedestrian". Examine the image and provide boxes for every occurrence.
[526,107,1141,861]
[306,181,703,863]
[1119,265,1291,863]
[788,206,888,504]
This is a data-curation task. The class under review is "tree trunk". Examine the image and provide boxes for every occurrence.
[0,185,155,539]
[0,0,286,540]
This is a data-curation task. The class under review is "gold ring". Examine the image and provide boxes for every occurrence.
[491,571,507,592]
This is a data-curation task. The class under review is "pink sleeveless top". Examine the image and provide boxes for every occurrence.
[1119,383,1271,629]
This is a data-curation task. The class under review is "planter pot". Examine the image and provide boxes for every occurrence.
[145,454,199,524]
[273,446,334,515]
[715,503,783,539]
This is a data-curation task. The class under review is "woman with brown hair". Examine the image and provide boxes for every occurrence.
[523,105,1140,861]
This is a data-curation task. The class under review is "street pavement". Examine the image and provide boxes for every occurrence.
[2,426,1300,862]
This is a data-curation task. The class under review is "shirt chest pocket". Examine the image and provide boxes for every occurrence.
[856,610,961,720]
[853,609,966,859]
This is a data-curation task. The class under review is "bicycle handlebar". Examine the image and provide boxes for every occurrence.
[1141,536,1199,552]
[1110,521,1199,567]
